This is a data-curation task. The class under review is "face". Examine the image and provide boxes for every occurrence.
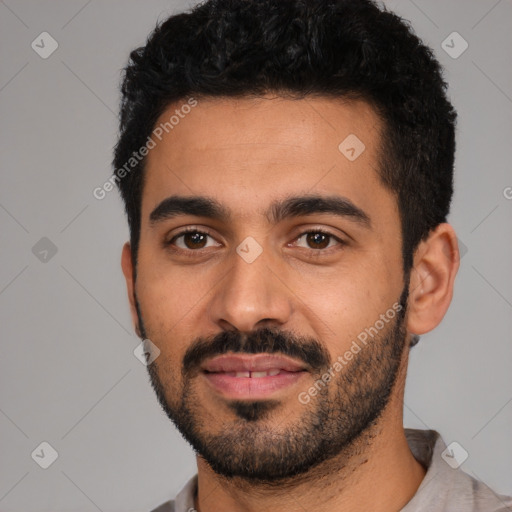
[124,95,410,482]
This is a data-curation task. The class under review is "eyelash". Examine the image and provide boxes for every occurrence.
[165,227,346,257]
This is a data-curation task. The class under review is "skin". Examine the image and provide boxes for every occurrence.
[121,95,460,512]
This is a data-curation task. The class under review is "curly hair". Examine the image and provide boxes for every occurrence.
[113,0,457,273]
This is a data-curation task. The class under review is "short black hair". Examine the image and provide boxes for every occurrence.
[113,0,457,274]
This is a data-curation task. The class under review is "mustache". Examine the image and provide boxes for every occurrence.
[182,327,331,376]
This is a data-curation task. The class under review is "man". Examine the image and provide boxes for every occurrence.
[113,0,512,511]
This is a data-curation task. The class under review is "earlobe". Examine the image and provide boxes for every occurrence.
[406,223,460,336]
[121,242,142,337]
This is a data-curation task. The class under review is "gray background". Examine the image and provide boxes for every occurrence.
[0,0,511,510]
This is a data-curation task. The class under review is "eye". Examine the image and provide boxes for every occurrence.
[291,229,344,251]
[165,227,345,256]
[167,228,220,252]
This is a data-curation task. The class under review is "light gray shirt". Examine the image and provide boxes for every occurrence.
[150,428,512,512]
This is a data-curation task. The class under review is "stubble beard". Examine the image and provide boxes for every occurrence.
[138,287,409,484]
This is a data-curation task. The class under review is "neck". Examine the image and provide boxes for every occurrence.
[194,356,426,512]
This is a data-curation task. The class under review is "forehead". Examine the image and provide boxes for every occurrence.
[148,94,381,160]
[142,94,393,224]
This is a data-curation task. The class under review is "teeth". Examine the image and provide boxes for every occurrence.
[228,369,282,378]
[251,371,268,378]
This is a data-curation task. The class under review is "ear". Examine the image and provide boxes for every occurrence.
[121,242,142,338]
[406,223,460,336]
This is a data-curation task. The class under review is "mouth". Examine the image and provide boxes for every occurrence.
[201,353,308,399]
[207,369,290,378]
[202,353,308,373]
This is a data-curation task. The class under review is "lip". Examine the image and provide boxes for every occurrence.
[201,354,308,400]
[202,353,307,373]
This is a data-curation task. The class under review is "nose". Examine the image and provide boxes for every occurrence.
[207,241,294,333]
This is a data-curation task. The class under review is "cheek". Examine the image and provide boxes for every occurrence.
[292,261,400,352]
[135,269,196,355]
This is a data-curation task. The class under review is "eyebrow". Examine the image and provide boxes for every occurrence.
[149,193,371,228]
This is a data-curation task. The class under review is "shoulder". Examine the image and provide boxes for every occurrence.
[149,474,198,512]
[149,500,175,512]
[150,500,174,512]
[403,428,512,511]
[446,469,512,511]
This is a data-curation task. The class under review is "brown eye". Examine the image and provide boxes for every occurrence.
[168,229,219,251]
[305,232,331,249]
[181,232,208,249]
[294,230,343,251]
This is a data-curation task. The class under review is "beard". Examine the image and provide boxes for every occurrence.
[135,284,409,484]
